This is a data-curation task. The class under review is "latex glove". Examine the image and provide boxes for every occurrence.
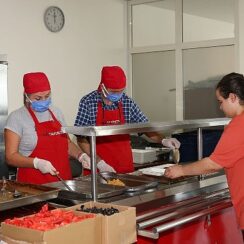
[162,138,181,149]
[33,157,57,175]
[97,160,116,173]
[78,153,91,169]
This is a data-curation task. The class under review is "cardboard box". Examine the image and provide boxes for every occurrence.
[1,209,102,244]
[69,201,137,244]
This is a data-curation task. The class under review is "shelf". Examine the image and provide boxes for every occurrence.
[62,118,230,137]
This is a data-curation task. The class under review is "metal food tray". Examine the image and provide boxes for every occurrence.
[0,180,60,211]
[45,180,126,200]
[82,172,159,192]
[132,170,199,185]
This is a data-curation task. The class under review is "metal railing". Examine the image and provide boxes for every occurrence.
[137,192,231,239]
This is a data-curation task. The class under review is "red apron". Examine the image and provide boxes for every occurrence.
[17,108,72,184]
[94,101,133,173]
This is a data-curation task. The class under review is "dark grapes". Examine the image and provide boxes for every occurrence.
[79,205,119,216]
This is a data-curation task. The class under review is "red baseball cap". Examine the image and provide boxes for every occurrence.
[23,72,51,94]
[99,66,126,90]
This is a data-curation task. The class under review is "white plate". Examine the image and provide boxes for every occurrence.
[139,164,174,176]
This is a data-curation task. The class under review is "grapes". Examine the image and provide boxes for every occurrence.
[79,205,119,216]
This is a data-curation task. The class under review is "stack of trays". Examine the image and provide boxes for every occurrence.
[139,164,174,176]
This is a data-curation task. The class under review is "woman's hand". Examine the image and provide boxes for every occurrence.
[164,165,184,179]
[33,157,57,175]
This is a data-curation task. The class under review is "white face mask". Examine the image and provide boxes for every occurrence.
[101,83,109,98]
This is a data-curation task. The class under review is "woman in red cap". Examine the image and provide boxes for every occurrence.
[4,72,91,184]
[74,66,181,174]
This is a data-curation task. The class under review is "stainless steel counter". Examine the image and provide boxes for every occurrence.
[0,171,230,241]
[110,172,226,206]
[62,118,230,201]
[50,172,229,239]
[108,173,230,239]
[61,119,232,238]
[62,118,230,137]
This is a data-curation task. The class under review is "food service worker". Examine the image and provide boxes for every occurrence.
[4,72,91,184]
[164,72,244,234]
[74,66,181,174]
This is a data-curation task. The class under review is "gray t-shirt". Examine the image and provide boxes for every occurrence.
[5,106,66,157]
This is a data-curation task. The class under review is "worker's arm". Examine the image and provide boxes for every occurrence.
[144,132,181,149]
[5,129,34,168]
[76,136,115,172]
[76,136,101,160]
[164,157,223,179]
[5,129,56,175]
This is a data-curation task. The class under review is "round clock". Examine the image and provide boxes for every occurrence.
[44,6,65,32]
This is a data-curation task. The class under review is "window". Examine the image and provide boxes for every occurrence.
[132,51,176,121]
[132,0,175,47]
[128,0,235,121]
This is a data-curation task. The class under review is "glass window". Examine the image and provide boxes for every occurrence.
[132,51,176,121]
[132,0,175,47]
[183,0,234,42]
[183,45,235,119]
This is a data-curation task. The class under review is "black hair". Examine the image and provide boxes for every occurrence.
[216,72,244,104]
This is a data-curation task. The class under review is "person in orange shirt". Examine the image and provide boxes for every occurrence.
[164,72,244,235]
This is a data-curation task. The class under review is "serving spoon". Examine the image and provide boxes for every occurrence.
[55,173,74,192]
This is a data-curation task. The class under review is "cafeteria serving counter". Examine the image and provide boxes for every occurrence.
[62,118,231,201]
[1,118,243,243]
[1,170,241,243]
[60,118,242,243]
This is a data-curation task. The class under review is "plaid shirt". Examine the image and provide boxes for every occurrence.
[74,90,148,126]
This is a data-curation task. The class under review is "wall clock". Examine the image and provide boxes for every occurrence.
[44,6,65,32]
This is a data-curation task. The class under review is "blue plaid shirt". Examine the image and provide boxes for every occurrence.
[74,90,148,126]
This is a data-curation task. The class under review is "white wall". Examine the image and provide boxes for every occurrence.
[237,0,244,74]
[0,0,127,125]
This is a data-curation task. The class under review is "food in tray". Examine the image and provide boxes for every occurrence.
[0,191,14,202]
[107,178,125,186]
[4,204,95,231]
[79,205,119,216]
[0,190,28,202]
[0,180,46,203]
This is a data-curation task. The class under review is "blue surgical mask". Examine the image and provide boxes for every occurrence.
[31,98,51,112]
[101,84,123,102]
[106,92,123,102]
[25,94,51,112]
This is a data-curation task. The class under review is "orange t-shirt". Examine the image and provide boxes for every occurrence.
[210,112,244,229]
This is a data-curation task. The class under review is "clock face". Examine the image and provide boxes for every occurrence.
[44,6,65,32]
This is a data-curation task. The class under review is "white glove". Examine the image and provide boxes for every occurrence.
[97,160,116,173]
[78,153,91,169]
[162,138,181,149]
[33,157,57,175]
